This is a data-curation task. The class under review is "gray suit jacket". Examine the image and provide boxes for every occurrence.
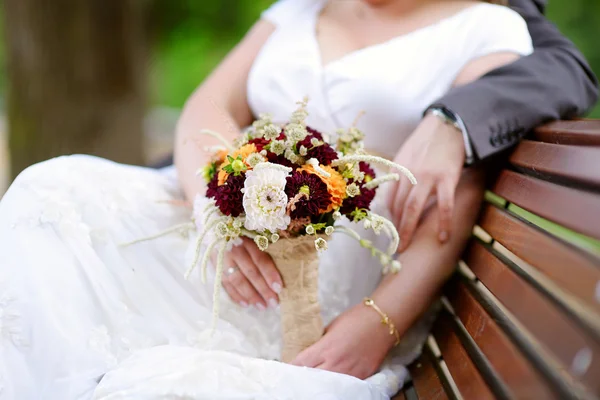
[431,0,599,161]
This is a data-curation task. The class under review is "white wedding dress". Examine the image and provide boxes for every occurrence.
[0,1,532,399]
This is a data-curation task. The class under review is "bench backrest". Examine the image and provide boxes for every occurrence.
[398,120,600,400]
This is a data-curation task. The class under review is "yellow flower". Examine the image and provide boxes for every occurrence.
[299,164,346,212]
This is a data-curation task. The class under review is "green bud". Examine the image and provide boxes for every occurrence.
[299,185,310,196]
[231,159,245,173]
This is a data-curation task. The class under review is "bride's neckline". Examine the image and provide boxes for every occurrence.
[311,1,486,70]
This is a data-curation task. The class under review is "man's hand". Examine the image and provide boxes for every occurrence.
[388,113,466,252]
[291,303,395,379]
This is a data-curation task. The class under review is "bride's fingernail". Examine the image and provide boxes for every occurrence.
[256,303,266,311]
[439,231,448,242]
[269,298,278,309]
[271,282,282,294]
[240,301,249,308]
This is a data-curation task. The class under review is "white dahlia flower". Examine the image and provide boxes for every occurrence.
[243,162,291,232]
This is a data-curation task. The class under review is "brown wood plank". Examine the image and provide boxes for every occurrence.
[492,170,600,240]
[408,354,449,400]
[465,241,600,392]
[445,280,558,399]
[479,205,600,314]
[534,120,600,146]
[432,313,495,400]
[510,140,600,189]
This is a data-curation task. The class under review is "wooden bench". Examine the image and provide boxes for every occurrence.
[394,120,600,400]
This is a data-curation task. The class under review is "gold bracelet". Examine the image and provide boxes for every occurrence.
[363,297,401,346]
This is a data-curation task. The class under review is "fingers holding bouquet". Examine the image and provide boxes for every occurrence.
[218,237,282,310]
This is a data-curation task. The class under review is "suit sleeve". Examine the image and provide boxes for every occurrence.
[429,0,599,161]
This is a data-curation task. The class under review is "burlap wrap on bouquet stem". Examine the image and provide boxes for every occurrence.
[265,235,324,363]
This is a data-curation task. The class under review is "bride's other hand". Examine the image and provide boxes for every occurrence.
[387,112,465,252]
[291,304,395,379]
[218,237,283,310]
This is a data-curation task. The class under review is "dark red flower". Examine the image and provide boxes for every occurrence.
[306,142,338,165]
[359,162,376,181]
[248,133,298,168]
[267,153,297,169]
[285,171,332,218]
[205,173,219,199]
[248,132,286,151]
[214,173,245,217]
[306,126,324,140]
[247,137,269,151]
[340,162,378,216]
[297,127,338,166]
[340,187,376,216]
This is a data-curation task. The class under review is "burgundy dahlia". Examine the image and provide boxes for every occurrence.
[247,137,270,151]
[267,153,297,169]
[340,162,378,217]
[205,173,219,199]
[214,173,245,217]
[298,127,338,166]
[340,187,376,216]
[248,132,286,151]
[359,162,376,181]
[248,133,298,168]
[306,126,324,140]
[285,171,332,218]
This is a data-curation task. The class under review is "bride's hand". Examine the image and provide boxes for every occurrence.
[218,237,283,310]
[387,112,465,252]
[291,304,396,379]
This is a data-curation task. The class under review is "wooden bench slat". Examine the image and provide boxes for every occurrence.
[465,241,600,393]
[479,205,600,315]
[509,140,600,190]
[407,353,449,400]
[534,120,600,146]
[445,279,558,399]
[493,170,600,240]
[460,274,595,400]
[432,313,495,400]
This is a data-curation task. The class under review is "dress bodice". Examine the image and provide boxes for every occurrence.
[247,0,533,159]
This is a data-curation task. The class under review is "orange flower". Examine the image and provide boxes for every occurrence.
[298,164,346,212]
[233,143,258,162]
[217,143,258,185]
[217,169,229,186]
[214,149,229,164]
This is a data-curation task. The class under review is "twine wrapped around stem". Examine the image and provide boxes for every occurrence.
[265,235,324,363]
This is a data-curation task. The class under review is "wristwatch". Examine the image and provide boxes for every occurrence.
[425,106,476,166]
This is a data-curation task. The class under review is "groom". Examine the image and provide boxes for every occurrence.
[388,0,598,249]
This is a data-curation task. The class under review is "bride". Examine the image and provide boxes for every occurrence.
[0,0,533,398]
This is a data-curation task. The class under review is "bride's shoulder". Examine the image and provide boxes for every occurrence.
[261,0,323,27]
[448,2,533,56]
[457,1,529,30]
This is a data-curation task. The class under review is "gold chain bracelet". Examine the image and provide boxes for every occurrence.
[363,297,401,346]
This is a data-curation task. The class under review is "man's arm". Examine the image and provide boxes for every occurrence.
[431,0,598,161]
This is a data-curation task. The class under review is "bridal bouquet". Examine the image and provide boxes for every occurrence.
[188,98,416,362]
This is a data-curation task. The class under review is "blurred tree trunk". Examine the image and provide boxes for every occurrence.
[3,0,147,179]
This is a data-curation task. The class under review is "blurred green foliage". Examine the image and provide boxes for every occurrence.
[148,0,600,117]
[546,0,600,117]
[1,0,599,117]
